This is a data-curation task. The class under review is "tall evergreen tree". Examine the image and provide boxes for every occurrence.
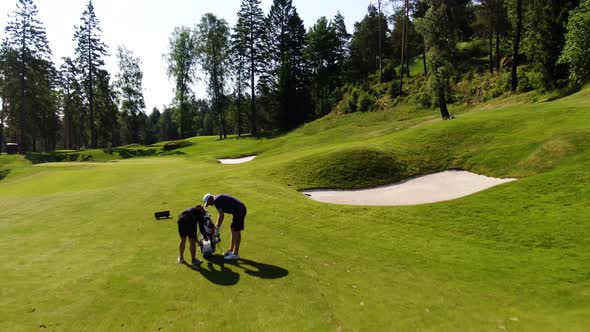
[417,0,457,119]
[333,11,351,76]
[115,46,145,144]
[413,0,430,75]
[231,19,249,136]
[349,5,390,81]
[94,69,118,147]
[305,17,339,117]
[510,0,523,92]
[235,0,265,136]
[196,13,231,140]
[2,0,56,152]
[58,57,85,149]
[166,26,197,139]
[264,0,310,130]
[74,0,108,148]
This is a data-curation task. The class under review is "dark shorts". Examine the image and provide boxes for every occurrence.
[231,207,247,232]
[178,219,197,239]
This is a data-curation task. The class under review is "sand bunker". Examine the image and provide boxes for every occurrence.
[218,155,257,164]
[301,170,516,206]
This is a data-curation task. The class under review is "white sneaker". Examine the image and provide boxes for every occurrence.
[192,258,202,267]
[177,257,185,264]
[223,250,233,257]
[224,253,240,260]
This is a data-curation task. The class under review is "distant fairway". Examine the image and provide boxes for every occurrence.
[1,89,590,331]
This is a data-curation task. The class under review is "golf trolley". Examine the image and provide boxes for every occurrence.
[198,213,221,258]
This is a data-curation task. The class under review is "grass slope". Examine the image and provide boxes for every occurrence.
[1,89,589,331]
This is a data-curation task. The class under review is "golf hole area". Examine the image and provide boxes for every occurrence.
[217,155,257,164]
[301,170,517,206]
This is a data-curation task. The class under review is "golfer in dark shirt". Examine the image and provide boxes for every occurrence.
[203,193,247,260]
[177,205,207,266]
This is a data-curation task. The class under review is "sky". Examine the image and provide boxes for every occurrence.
[0,0,374,113]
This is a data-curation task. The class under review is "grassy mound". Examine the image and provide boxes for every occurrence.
[282,148,406,189]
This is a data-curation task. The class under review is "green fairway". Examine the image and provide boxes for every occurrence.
[1,89,590,331]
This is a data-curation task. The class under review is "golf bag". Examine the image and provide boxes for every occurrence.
[198,213,219,257]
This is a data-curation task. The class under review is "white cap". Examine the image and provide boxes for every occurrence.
[203,193,213,205]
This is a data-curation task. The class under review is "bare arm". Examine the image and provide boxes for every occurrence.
[216,208,224,228]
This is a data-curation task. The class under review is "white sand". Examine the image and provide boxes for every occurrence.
[301,170,516,206]
[217,155,257,164]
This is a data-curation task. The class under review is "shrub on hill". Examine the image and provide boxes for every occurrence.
[162,140,193,151]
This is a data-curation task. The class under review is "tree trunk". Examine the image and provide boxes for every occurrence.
[399,1,406,94]
[404,0,410,79]
[88,27,97,149]
[438,86,450,119]
[237,90,242,137]
[489,31,494,74]
[237,67,242,137]
[511,0,523,92]
[496,0,502,72]
[496,30,501,72]
[378,0,382,82]
[179,85,185,138]
[0,103,4,154]
[422,40,428,75]
[250,24,257,136]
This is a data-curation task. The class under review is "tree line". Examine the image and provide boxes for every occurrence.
[1,0,589,152]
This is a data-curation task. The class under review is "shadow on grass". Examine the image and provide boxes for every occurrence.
[184,254,288,285]
[25,152,81,164]
[231,258,289,279]
[185,258,240,286]
[0,169,9,181]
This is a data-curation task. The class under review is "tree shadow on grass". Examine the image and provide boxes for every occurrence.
[184,255,288,285]
[0,169,9,181]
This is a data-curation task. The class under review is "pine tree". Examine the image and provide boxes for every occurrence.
[349,5,390,81]
[235,0,265,136]
[231,21,249,136]
[196,13,231,140]
[333,12,351,71]
[115,46,145,144]
[305,17,339,117]
[166,26,197,139]
[2,0,56,152]
[264,0,310,131]
[94,69,118,147]
[58,57,85,149]
[74,0,108,148]
[511,0,523,92]
[416,0,456,119]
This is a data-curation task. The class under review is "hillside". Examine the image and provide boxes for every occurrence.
[1,87,589,330]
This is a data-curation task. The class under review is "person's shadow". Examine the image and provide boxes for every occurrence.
[230,258,289,279]
[184,255,288,285]
[184,257,240,286]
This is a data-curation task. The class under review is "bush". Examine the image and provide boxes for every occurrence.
[381,62,397,82]
[334,86,358,114]
[388,80,401,98]
[357,91,375,112]
[162,140,192,151]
